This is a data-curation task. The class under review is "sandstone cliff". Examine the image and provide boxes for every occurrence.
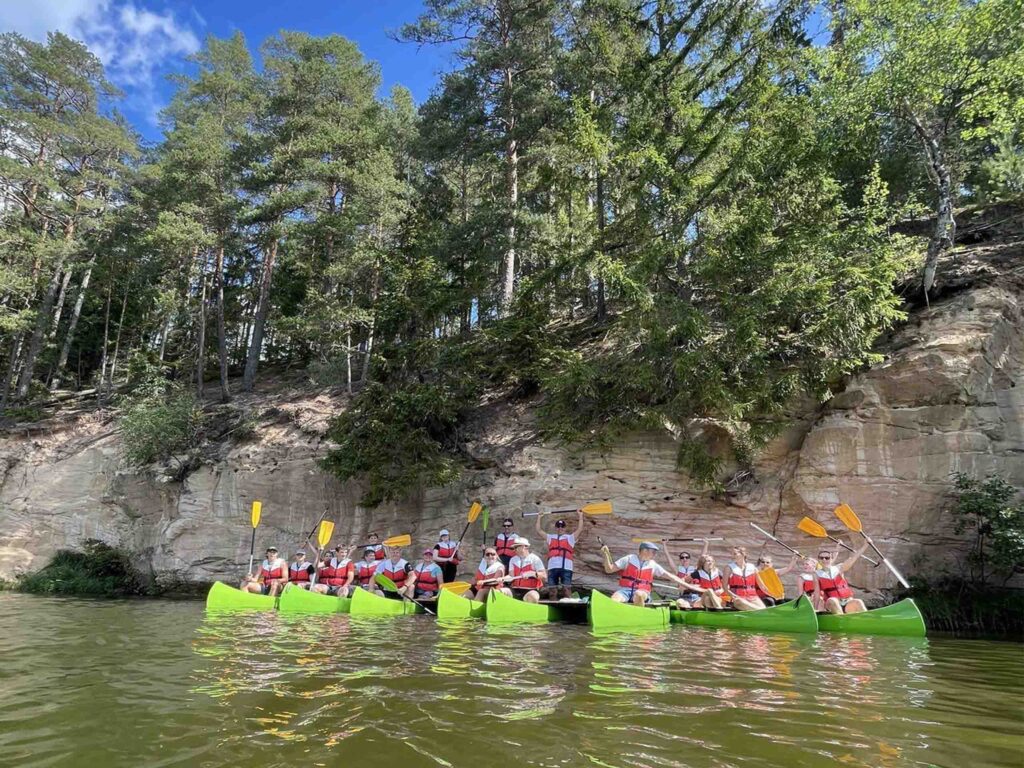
[1,235,1021,600]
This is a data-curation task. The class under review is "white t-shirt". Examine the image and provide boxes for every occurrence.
[614,554,670,579]
[545,533,577,571]
[508,553,545,582]
[374,558,409,575]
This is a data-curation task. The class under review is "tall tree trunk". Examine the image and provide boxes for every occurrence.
[50,254,96,390]
[0,333,24,409]
[595,171,607,320]
[907,109,955,303]
[502,131,518,313]
[108,285,129,394]
[98,281,113,403]
[214,242,230,402]
[49,267,73,339]
[242,236,279,392]
[195,260,207,400]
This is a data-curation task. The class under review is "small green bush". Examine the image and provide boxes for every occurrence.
[120,380,203,466]
[17,539,149,597]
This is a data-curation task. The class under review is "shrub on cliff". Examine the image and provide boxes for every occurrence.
[119,378,203,467]
[950,472,1024,586]
[18,540,149,597]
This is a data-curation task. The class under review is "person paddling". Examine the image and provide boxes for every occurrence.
[501,538,546,604]
[473,547,506,602]
[797,556,822,609]
[723,546,766,611]
[288,550,316,590]
[690,552,727,609]
[601,541,691,605]
[663,547,701,610]
[536,509,584,599]
[354,548,380,592]
[312,545,355,597]
[755,554,797,606]
[433,529,461,584]
[374,547,412,599]
[817,541,870,615]
[241,546,288,596]
[411,549,445,600]
[494,518,518,570]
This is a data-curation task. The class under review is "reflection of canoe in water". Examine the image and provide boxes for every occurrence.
[588,589,669,631]
[485,588,557,623]
[205,581,276,612]
[671,595,818,634]
[437,588,486,620]
[349,586,424,617]
[278,583,351,614]
[816,599,926,637]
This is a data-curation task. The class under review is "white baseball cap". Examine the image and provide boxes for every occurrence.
[513,537,530,547]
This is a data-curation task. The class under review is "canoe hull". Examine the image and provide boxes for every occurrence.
[438,588,486,620]
[816,598,926,637]
[588,589,669,631]
[205,581,276,612]
[486,588,556,623]
[673,596,818,634]
[350,586,423,617]
[278,583,351,614]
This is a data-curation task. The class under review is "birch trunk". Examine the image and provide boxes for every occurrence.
[50,254,96,390]
[214,242,230,402]
[242,236,279,392]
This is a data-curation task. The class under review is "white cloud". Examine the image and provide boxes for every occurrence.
[0,1,200,125]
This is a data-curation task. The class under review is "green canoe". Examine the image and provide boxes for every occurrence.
[205,581,277,612]
[485,588,557,624]
[816,598,926,637]
[588,589,670,631]
[672,595,819,634]
[437,588,486,620]
[350,586,424,617]
[278,583,351,614]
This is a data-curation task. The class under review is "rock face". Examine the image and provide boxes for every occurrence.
[1,239,1021,599]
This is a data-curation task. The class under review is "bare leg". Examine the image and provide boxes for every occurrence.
[702,591,724,609]
[474,587,490,602]
[311,584,329,594]
[611,591,628,603]
[674,598,692,610]
[731,597,765,611]
[825,597,844,615]
[500,587,513,597]
[524,590,540,604]
[844,599,867,614]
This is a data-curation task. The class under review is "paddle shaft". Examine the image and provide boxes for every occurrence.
[300,509,330,553]
[825,533,880,566]
[248,527,256,576]
[749,523,805,558]
[860,532,910,588]
[450,519,473,557]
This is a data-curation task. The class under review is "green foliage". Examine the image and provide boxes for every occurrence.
[950,472,1024,585]
[973,131,1024,203]
[119,374,203,466]
[17,539,149,597]
[911,577,1024,638]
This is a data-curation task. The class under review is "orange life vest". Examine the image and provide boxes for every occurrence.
[260,559,286,582]
[546,534,575,567]
[379,560,409,588]
[617,555,656,593]
[693,569,724,595]
[356,560,377,587]
[800,573,815,595]
[289,563,313,584]
[368,544,386,561]
[509,556,542,590]
[494,533,517,559]
[727,562,758,598]
[324,558,353,587]
[435,541,461,565]
[414,563,440,593]
[475,561,505,587]
[816,566,853,600]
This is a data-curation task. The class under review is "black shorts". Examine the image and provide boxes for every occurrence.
[511,587,538,599]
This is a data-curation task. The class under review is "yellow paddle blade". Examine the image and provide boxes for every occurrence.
[756,568,785,600]
[582,501,613,515]
[317,520,335,549]
[797,517,828,538]
[442,581,472,595]
[250,501,262,528]
[468,502,482,523]
[834,503,863,533]
[383,534,411,548]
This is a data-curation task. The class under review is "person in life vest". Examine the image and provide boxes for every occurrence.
[374,547,412,599]
[494,518,518,570]
[796,556,822,610]
[602,542,692,605]
[722,546,767,611]
[817,540,870,615]
[536,508,584,600]
[312,545,355,597]
[365,533,386,561]
[689,552,728,609]
[663,546,701,610]
[288,550,316,589]
[241,546,288,596]
[433,529,461,584]
[500,538,547,604]
[410,549,445,599]
[754,554,797,606]
[355,548,381,593]
[473,547,506,602]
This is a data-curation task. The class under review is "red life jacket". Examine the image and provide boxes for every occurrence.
[356,560,377,587]
[800,573,815,595]
[289,563,313,583]
[435,541,461,565]
[476,562,505,587]
[510,556,542,590]
[547,534,574,566]
[379,560,409,588]
[727,562,758,598]
[326,558,352,587]
[318,562,336,583]
[414,563,439,593]
[618,555,655,593]
[816,566,853,600]
[495,533,517,558]
[368,544,386,561]
[260,559,286,582]
[693,569,724,595]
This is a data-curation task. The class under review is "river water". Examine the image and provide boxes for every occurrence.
[1,593,1021,768]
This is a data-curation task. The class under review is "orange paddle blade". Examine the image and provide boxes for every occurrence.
[383,534,412,548]
[756,568,785,600]
[441,581,472,595]
[317,520,335,549]
[582,501,613,515]
[834,503,862,533]
[797,517,828,538]
[250,501,262,528]
[468,502,482,523]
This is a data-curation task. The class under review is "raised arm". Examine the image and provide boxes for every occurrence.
[662,545,678,574]
[600,545,618,575]
[839,539,870,572]
[700,538,711,559]
[569,509,584,537]
[775,554,798,577]
[535,515,545,537]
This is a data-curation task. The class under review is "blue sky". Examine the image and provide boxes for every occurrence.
[0,0,454,142]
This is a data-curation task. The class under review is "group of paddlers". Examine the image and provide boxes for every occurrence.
[241,509,872,616]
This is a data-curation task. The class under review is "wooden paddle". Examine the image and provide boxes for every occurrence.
[247,501,262,577]
[451,501,483,557]
[309,520,334,587]
[374,573,436,616]
[797,517,879,565]
[833,504,910,588]
[522,501,613,518]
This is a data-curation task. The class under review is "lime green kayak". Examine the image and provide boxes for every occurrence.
[588,589,669,631]
[672,595,819,634]
[485,588,556,623]
[816,599,926,637]
[437,588,486,620]
[278,583,351,614]
[349,586,423,617]
[205,581,276,612]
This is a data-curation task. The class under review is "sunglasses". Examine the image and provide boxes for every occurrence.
[680,555,690,559]
[758,561,771,566]
[820,555,832,560]
[502,524,512,528]
[485,552,497,557]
